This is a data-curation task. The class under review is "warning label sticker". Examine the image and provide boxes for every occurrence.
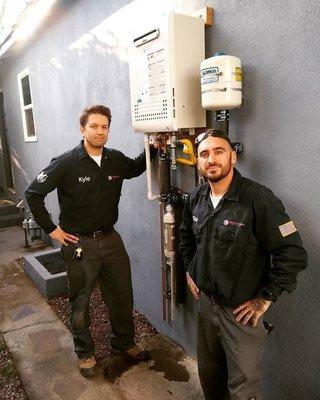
[235,67,242,82]
[201,67,220,84]
[201,76,218,84]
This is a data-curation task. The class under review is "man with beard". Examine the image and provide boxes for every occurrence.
[179,130,307,400]
[26,104,155,378]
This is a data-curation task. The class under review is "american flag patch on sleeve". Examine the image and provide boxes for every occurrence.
[279,221,297,237]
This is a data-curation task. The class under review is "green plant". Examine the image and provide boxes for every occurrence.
[0,360,16,379]
[0,340,6,352]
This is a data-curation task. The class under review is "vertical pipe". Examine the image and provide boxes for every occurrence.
[170,133,178,187]
[159,148,171,320]
[169,134,178,320]
[214,110,229,135]
[158,148,171,195]
[144,133,160,200]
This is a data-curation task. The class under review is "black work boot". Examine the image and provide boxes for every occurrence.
[110,344,147,361]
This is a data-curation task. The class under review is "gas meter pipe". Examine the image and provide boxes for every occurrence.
[163,204,176,321]
[214,109,229,135]
[158,147,171,321]
[152,132,200,321]
[158,147,171,195]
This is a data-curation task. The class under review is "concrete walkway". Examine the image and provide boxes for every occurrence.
[0,226,204,400]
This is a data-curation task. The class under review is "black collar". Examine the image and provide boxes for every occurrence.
[225,169,241,202]
[75,140,109,159]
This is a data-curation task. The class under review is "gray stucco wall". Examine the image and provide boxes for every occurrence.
[0,122,6,192]
[0,1,319,398]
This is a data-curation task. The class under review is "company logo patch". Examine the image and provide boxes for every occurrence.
[107,175,120,181]
[224,220,245,227]
[37,171,48,183]
[192,215,198,222]
[279,220,297,237]
[78,176,91,183]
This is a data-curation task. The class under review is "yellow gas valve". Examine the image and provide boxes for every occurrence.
[176,139,196,166]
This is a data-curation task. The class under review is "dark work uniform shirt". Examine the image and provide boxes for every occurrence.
[25,141,152,234]
[179,169,308,307]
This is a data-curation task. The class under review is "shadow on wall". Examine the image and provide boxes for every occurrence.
[37,26,125,74]
[67,21,128,62]
[0,149,5,190]
[10,147,30,189]
[39,0,141,71]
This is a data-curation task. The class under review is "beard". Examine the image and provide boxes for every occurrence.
[200,156,232,183]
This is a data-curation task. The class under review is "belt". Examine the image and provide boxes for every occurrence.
[202,291,222,304]
[78,229,114,239]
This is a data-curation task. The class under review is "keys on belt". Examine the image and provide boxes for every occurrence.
[72,236,83,261]
[71,230,105,261]
[93,230,103,239]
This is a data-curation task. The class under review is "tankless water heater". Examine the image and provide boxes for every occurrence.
[128,12,206,133]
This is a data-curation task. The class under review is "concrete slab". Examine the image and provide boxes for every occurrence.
[4,320,125,400]
[0,225,48,264]
[0,261,58,332]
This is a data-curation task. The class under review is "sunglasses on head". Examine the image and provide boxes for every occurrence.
[195,129,230,146]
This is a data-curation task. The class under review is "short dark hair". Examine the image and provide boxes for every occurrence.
[195,129,232,150]
[79,105,112,127]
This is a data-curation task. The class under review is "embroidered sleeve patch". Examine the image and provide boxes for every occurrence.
[37,171,48,183]
[279,221,297,237]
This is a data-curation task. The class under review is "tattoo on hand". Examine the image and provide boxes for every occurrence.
[251,298,265,312]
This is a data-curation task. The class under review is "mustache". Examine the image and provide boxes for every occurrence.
[207,163,221,168]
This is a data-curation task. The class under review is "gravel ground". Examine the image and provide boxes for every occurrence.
[48,284,159,361]
[0,335,28,400]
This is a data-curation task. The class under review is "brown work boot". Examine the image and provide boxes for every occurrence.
[111,344,147,361]
[78,356,97,378]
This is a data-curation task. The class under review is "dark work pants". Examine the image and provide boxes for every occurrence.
[197,293,267,400]
[62,230,134,359]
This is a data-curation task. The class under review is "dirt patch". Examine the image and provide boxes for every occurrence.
[148,345,190,382]
[0,335,28,400]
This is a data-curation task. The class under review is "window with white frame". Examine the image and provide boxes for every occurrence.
[17,68,36,142]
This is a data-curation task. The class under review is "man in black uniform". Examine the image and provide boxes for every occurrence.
[179,130,307,400]
[26,104,154,377]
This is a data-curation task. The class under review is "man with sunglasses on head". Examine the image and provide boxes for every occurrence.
[25,104,156,378]
[179,129,307,400]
